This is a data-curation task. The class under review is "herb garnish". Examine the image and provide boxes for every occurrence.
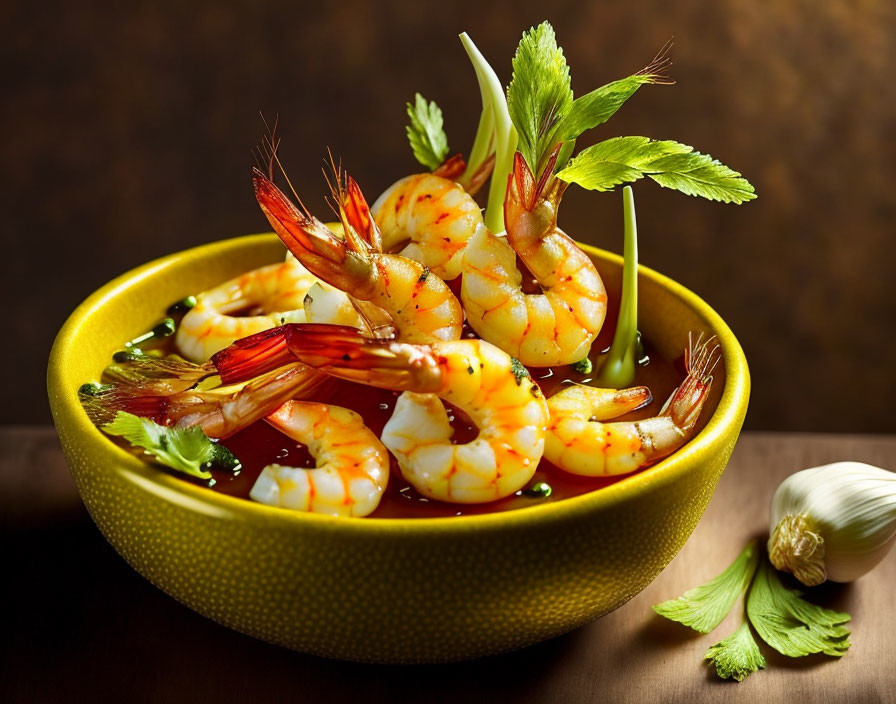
[102,411,240,480]
[654,541,852,682]
[747,558,851,658]
[406,93,450,171]
[654,540,759,633]
[556,136,756,204]
[704,619,767,682]
[505,21,572,177]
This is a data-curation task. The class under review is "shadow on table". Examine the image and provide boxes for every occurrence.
[2,509,588,704]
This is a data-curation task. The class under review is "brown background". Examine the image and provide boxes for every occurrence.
[5,0,895,431]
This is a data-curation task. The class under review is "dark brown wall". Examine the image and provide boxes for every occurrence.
[7,0,895,431]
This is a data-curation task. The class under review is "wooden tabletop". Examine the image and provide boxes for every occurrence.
[3,429,894,703]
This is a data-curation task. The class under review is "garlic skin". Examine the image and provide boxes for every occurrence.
[768,462,896,586]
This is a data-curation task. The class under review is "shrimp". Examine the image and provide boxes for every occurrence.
[461,151,607,366]
[250,400,390,517]
[212,323,550,504]
[84,360,329,439]
[371,171,485,281]
[175,257,318,362]
[544,336,720,476]
[253,166,463,343]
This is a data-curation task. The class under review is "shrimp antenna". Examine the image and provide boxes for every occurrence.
[321,147,346,221]
[637,38,675,85]
[254,113,313,218]
[321,150,372,255]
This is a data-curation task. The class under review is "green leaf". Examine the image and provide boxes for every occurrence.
[506,21,573,175]
[406,93,449,171]
[556,73,665,143]
[705,620,766,682]
[747,558,851,658]
[556,136,757,204]
[102,411,226,480]
[653,540,759,633]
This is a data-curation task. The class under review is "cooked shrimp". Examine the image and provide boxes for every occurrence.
[84,362,329,439]
[250,399,389,517]
[545,336,720,476]
[253,166,463,343]
[371,172,485,280]
[214,323,550,504]
[175,257,318,362]
[461,151,607,366]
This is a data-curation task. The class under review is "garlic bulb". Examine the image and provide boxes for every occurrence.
[768,462,896,586]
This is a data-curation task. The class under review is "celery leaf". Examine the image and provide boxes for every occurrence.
[102,410,228,480]
[506,21,573,174]
[705,620,766,682]
[556,136,756,203]
[406,93,449,171]
[653,540,759,633]
[556,73,664,143]
[747,558,851,657]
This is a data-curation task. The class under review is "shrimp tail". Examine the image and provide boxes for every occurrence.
[432,153,467,181]
[82,386,171,427]
[342,175,382,253]
[103,355,217,392]
[252,167,375,294]
[279,323,443,392]
[210,325,297,384]
[504,148,568,249]
[660,333,721,433]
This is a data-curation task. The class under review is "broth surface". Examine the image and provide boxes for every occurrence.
[103,279,700,519]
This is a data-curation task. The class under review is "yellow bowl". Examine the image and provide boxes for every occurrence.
[48,233,749,663]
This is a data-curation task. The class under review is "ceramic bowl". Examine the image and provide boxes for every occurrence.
[48,233,749,663]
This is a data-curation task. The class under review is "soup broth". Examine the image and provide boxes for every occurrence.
[101,279,706,519]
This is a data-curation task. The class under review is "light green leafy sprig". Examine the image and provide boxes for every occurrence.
[654,540,760,633]
[747,558,851,658]
[556,136,756,204]
[102,411,239,480]
[505,21,671,178]
[506,21,573,176]
[704,620,767,682]
[405,93,449,171]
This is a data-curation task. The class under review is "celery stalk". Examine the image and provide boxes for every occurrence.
[459,32,517,233]
[596,185,639,388]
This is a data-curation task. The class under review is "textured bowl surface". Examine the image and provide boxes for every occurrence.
[48,234,749,663]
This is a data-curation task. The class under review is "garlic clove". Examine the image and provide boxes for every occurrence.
[768,462,896,586]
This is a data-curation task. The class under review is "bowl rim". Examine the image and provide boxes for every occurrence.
[49,233,750,535]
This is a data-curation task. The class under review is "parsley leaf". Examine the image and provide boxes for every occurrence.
[555,72,668,145]
[704,620,767,682]
[102,411,237,480]
[747,558,851,657]
[653,540,759,633]
[506,21,573,175]
[556,136,757,204]
[406,93,449,170]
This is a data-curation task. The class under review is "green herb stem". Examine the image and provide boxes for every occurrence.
[459,32,517,233]
[597,186,639,388]
[461,91,495,186]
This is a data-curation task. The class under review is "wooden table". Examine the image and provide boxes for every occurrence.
[3,429,894,703]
